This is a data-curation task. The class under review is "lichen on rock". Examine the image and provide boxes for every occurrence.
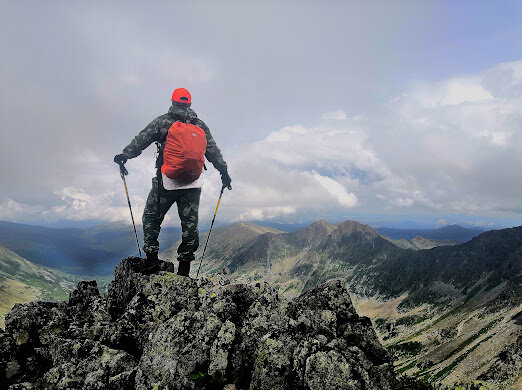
[0,256,404,389]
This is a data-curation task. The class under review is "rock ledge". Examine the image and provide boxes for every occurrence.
[1,257,401,389]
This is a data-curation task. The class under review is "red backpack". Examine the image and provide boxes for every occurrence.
[161,121,207,183]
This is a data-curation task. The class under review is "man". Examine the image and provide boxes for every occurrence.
[114,88,231,276]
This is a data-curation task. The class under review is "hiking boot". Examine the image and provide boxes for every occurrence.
[177,261,191,277]
[141,252,160,275]
[145,251,158,261]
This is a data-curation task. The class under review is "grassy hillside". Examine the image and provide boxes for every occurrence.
[0,245,111,327]
[161,222,283,271]
[0,245,69,327]
[363,227,522,301]
[383,236,460,250]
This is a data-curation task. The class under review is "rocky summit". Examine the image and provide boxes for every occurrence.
[0,256,417,390]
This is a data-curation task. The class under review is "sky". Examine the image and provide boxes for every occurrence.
[1,1,522,229]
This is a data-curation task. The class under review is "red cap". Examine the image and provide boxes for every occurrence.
[171,88,191,104]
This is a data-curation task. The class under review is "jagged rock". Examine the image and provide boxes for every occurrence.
[68,280,100,306]
[0,328,17,387]
[42,340,135,389]
[1,256,402,389]
[107,256,175,318]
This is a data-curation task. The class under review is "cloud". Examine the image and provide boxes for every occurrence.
[400,77,493,108]
[365,60,522,215]
[310,173,357,208]
[217,59,522,221]
[479,130,511,146]
[0,199,47,222]
[482,60,522,98]
[3,55,522,225]
[321,110,348,121]
[237,206,296,221]
[53,187,133,222]
[217,120,383,222]
[436,219,450,227]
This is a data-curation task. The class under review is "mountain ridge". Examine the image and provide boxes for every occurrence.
[375,225,486,242]
[1,218,519,387]
[168,220,521,388]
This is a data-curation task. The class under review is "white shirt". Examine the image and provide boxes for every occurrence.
[162,172,204,190]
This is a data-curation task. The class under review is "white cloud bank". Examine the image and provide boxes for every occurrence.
[321,110,348,121]
[3,60,522,225]
[221,60,522,221]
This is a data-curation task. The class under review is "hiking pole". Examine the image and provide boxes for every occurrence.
[196,185,226,278]
[119,162,142,257]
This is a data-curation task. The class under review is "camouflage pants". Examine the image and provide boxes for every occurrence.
[142,177,201,262]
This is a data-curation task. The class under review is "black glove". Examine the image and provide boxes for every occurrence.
[114,154,128,175]
[220,170,232,190]
[114,154,127,165]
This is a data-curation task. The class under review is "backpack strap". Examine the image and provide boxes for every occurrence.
[155,127,169,218]
[153,118,178,217]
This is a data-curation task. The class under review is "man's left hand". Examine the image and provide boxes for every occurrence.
[114,154,127,165]
[221,170,232,190]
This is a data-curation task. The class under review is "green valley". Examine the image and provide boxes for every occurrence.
[0,245,111,328]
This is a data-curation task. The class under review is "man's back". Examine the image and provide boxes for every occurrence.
[113,88,231,277]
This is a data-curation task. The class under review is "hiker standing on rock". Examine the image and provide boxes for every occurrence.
[114,88,231,276]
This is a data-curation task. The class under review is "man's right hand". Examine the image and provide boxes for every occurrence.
[114,154,127,165]
[221,170,232,190]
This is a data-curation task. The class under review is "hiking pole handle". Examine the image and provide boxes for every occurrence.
[119,162,128,177]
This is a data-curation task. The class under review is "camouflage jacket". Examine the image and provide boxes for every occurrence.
[121,104,228,173]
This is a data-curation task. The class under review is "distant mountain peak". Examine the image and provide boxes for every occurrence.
[334,219,380,236]
[314,219,332,226]
[438,224,464,230]
[294,219,335,237]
